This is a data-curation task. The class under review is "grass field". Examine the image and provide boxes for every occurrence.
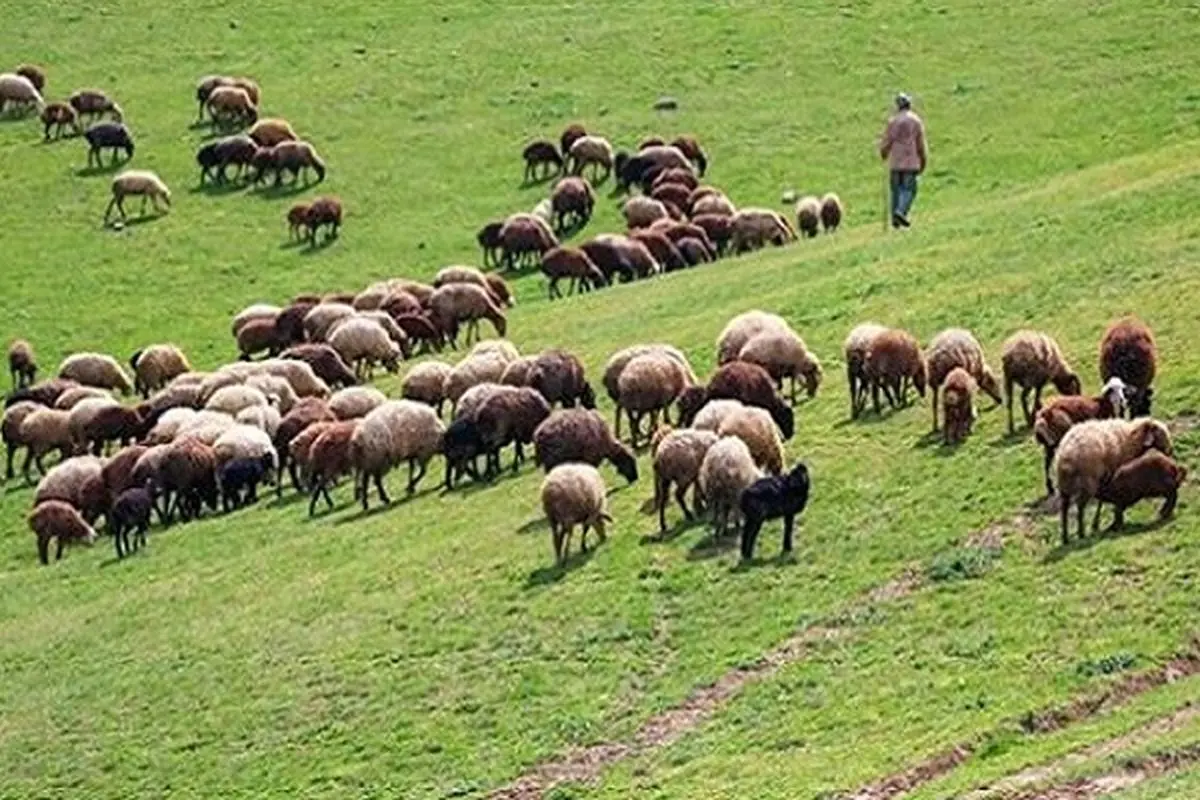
[3,1,1200,797]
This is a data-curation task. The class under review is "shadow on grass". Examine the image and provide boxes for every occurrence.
[686,531,739,561]
[523,546,596,589]
[76,161,127,178]
[730,549,799,572]
[991,428,1030,448]
[189,180,249,197]
[912,430,944,450]
[104,212,167,230]
[518,170,561,190]
[332,485,440,525]
[278,237,307,250]
[516,516,550,536]
[297,234,339,254]
[252,180,316,200]
[552,218,590,241]
[1042,514,1175,564]
[639,515,705,546]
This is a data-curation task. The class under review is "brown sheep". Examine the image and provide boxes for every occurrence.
[307,421,359,516]
[1032,378,1128,495]
[9,339,37,389]
[559,124,587,159]
[532,409,638,484]
[69,89,122,122]
[670,135,708,175]
[863,328,927,414]
[550,176,595,231]
[689,214,732,257]
[1001,330,1081,432]
[649,219,717,257]
[941,368,977,445]
[286,203,311,240]
[40,102,79,140]
[82,405,147,455]
[274,300,317,346]
[1099,317,1157,417]
[819,193,843,232]
[274,398,336,494]
[578,236,657,284]
[304,196,342,243]
[1093,451,1187,532]
[926,328,1003,432]
[653,168,699,192]
[15,64,46,92]
[675,237,712,267]
[393,314,446,354]
[541,246,607,299]
[522,139,563,182]
[639,136,666,149]
[677,362,795,440]
[477,221,504,268]
[29,501,97,565]
[427,284,508,346]
[474,388,552,477]
[529,350,596,409]
[630,230,687,272]
[500,214,559,270]
[280,344,358,389]
[263,140,327,186]
[650,182,692,212]
[378,291,423,320]
[249,118,298,147]
[237,318,286,360]
[158,436,219,523]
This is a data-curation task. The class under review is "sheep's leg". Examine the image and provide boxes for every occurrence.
[1092,500,1105,533]
[1160,490,1178,520]
[782,513,796,554]
[1043,446,1055,496]
[871,378,881,415]
[930,387,940,431]
[1075,497,1087,540]
[114,527,125,559]
[674,483,692,521]
[56,539,65,562]
[407,460,426,494]
[1005,380,1016,432]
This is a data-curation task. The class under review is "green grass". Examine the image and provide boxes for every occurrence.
[2,0,1200,797]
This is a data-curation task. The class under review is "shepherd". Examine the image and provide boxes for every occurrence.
[879,93,927,229]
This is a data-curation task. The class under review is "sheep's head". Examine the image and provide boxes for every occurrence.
[1137,419,1173,457]
[912,360,929,397]
[609,445,639,485]
[1053,372,1082,397]
[802,359,823,399]
[978,368,1003,404]
[579,382,597,410]
[675,386,707,427]
[771,403,796,441]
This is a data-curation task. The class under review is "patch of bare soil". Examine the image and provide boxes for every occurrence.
[1005,742,1200,800]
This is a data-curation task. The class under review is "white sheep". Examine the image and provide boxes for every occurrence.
[213,424,277,471]
[66,396,120,451]
[349,399,445,506]
[58,352,134,395]
[402,361,454,415]
[205,384,269,416]
[0,73,44,115]
[303,302,358,343]
[235,404,282,437]
[623,196,670,229]
[105,170,171,225]
[616,353,692,449]
[175,410,238,446]
[541,463,611,564]
[698,436,762,539]
[567,135,615,182]
[34,455,105,511]
[256,359,330,399]
[131,344,191,397]
[691,399,747,433]
[469,339,521,364]
[145,407,198,444]
[329,386,388,420]
[738,329,823,402]
[327,317,402,380]
[717,405,784,475]
[603,344,697,438]
[444,355,510,413]
[716,311,791,365]
[244,373,298,414]
[231,303,281,337]
[651,427,719,533]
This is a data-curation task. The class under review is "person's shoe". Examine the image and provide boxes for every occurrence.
[893,213,910,228]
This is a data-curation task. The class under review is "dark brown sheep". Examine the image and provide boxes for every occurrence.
[690,214,732,256]
[6,378,79,409]
[550,176,595,231]
[630,230,687,272]
[266,140,327,185]
[863,328,927,413]
[273,398,336,495]
[676,237,712,266]
[158,436,219,524]
[83,122,134,167]
[529,350,596,409]
[477,221,504,268]
[650,182,692,212]
[522,139,562,182]
[237,318,287,360]
[638,136,666,149]
[40,102,79,141]
[83,405,146,455]
[29,501,97,565]
[393,314,446,354]
[305,196,342,243]
[651,220,717,258]
[1093,451,1186,531]
[653,168,699,192]
[307,421,359,516]
[532,409,638,484]
[15,64,46,92]
[578,236,645,284]
[378,291,423,320]
[678,362,795,440]
[280,344,358,389]
[475,388,552,478]
[941,368,977,445]
[212,134,259,183]
[500,216,558,271]
[274,300,317,347]
[9,339,36,389]
[286,203,311,239]
[69,89,122,122]
[819,194,843,232]
[1099,317,1157,417]
[101,444,149,500]
[541,246,607,299]
[1032,378,1128,495]
[670,135,708,175]
[559,123,587,159]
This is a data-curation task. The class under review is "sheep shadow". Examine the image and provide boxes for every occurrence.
[523,547,596,589]
[552,219,590,241]
[278,237,307,250]
[189,180,249,197]
[639,515,705,545]
[686,531,739,561]
[332,485,440,525]
[1042,515,1174,564]
[105,212,166,230]
[518,171,561,190]
[253,180,316,200]
[298,234,339,255]
[516,516,550,536]
[991,429,1030,449]
[75,161,126,178]
[729,550,799,572]
[912,430,945,450]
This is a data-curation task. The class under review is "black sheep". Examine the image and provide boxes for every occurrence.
[476,221,504,268]
[219,456,272,511]
[442,417,485,490]
[196,141,220,184]
[522,140,563,183]
[740,462,810,560]
[84,122,134,167]
[110,486,154,559]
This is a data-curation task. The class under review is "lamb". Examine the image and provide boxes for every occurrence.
[109,486,153,558]
[566,135,615,183]
[130,345,191,398]
[740,462,811,560]
[926,328,1002,431]
[474,387,552,478]
[550,176,595,231]
[820,193,843,232]
[427,284,508,346]
[206,85,257,128]
[730,208,797,253]
[350,400,445,508]
[559,123,587,158]
[738,330,823,403]
[677,362,795,440]
[862,327,927,414]
[717,311,792,365]
[843,322,887,418]
[717,405,785,475]
[541,463,611,563]
[40,102,79,140]
[248,118,298,147]
[1054,417,1173,543]
[617,353,692,449]
[327,317,402,380]
[795,196,821,238]
[83,121,134,167]
[33,455,105,521]
[533,409,638,484]
[303,303,357,342]
[1099,317,1157,417]
[402,361,453,415]
[14,64,45,92]
[529,350,596,409]
[29,501,97,565]
[8,339,36,389]
[691,192,736,218]
[698,436,761,539]
[232,303,281,337]
[1001,330,1081,432]
[477,221,504,268]
[0,73,43,115]
[105,170,171,224]
[941,368,977,445]
[58,352,134,395]
[3,401,41,479]
[602,344,697,438]
[651,426,719,533]
[499,214,559,271]
[158,436,220,523]
[522,139,562,182]
[629,230,687,272]
[205,384,269,417]
[280,344,358,389]
[1093,452,1187,532]
[306,421,360,515]
[442,415,487,489]
[623,196,670,229]
[1033,377,1128,495]
[541,246,607,299]
[329,386,387,421]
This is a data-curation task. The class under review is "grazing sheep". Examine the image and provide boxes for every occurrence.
[1033,377,1128,495]
[651,426,719,533]
[232,303,281,337]
[393,314,445,354]
[1093,451,1187,532]
[740,462,811,560]
[174,409,238,447]
[432,266,515,309]
[58,353,133,395]
[33,455,105,521]
[617,353,692,449]
[691,399,747,433]
[2,401,40,480]
[0,73,43,116]
[236,318,286,360]
[453,383,511,424]
[283,203,311,239]
[602,344,696,438]
[1054,417,1173,543]
[541,463,611,564]
[101,444,148,498]
[1001,330,1081,432]
[272,398,335,493]
[500,357,537,388]
[499,213,559,271]
[651,219,717,257]
[559,123,587,157]
[235,403,282,436]
[941,368,977,445]
[242,372,297,416]
[328,386,387,421]
[6,377,79,410]
[9,339,36,389]
[730,208,797,253]
[82,404,147,455]
[522,139,562,182]
[158,436,220,523]
[14,64,45,92]
[327,317,402,380]
[653,168,699,192]
[533,409,638,484]
[444,356,510,415]
[229,76,260,105]
[202,134,259,183]
[623,196,670,229]
[629,230,687,272]
[142,384,202,417]
[738,330,823,403]
[40,102,79,140]
[206,384,268,418]
[272,301,316,350]
[53,386,112,411]
[280,344,357,389]
[843,322,887,418]
[300,195,341,243]
[639,136,666,149]
[615,146,693,192]
[255,359,329,399]
[477,221,504,268]
[474,387,552,477]
[675,236,713,267]
[105,170,170,224]
[130,345,190,398]
[249,118,298,147]
[529,350,596,409]
[206,85,256,128]
[678,362,795,440]
[717,405,785,475]
[144,407,198,444]
[650,182,693,212]
[442,414,488,488]
[350,400,445,508]
[795,196,821,238]
[669,136,708,175]
[717,311,791,365]
[17,407,75,478]
[1099,317,1157,417]
[302,303,355,342]
[567,135,614,182]
[29,501,97,565]
[579,234,660,284]
[698,436,761,539]
[691,192,736,218]
[302,420,359,514]
[550,176,595,231]
[689,214,732,257]
[926,328,1002,431]
[83,121,134,167]
[109,486,153,558]
[541,246,607,299]
[863,327,927,414]
[68,89,121,122]
[265,140,327,185]
[402,361,453,415]
[427,284,508,346]
[195,75,232,119]
[212,424,276,478]
[819,193,843,232]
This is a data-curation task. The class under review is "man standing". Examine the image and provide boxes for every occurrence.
[879,93,927,228]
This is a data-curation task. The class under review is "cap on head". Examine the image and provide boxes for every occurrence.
[896,93,912,110]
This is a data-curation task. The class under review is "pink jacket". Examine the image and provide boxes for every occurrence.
[880,110,927,172]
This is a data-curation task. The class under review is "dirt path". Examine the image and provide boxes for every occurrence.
[1003,741,1200,799]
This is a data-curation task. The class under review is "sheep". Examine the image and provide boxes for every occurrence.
[271,397,335,488]
[2,401,40,479]
[474,387,552,478]
[651,219,718,257]
[541,463,611,564]
[678,362,795,440]
[532,409,638,484]
[58,352,133,395]
[567,135,614,182]
[82,404,147,455]
[205,384,269,417]
[795,196,821,238]
[107,485,152,558]
[8,339,36,389]
[1001,330,1081,432]
[691,399,747,433]
[254,359,329,399]
[541,246,607,299]
[603,344,696,438]
[560,123,587,157]
[819,193,843,232]
[650,182,693,213]
[263,140,327,186]
[862,327,927,414]
[442,414,487,489]
[34,455,105,520]
[926,328,1003,431]
[1033,377,1128,495]
[158,436,220,523]
[303,303,357,342]
[105,170,170,224]
[1054,417,1173,543]
[653,168,699,192]
[675,236,713,267]
[278,344,356,389]
[144,407,198,444]
[698,436,762,539]
[206,85,256,128]
[40,102,79,140]
[232,303,281,337]
[29,501,97,565]
[53,386,112,410]
[101,443,148,497]
[14,64,45,92]
[617,353,692,449]
[843,322,887,418]
[444,356,510,416]
[690,214,732,257]
[615,146,693,192]
[67,89,121,123]
[522,139,562,182]
[6,377,79,410]
[454,383,512,423]
[579,235,660,284]
[730,208,798,253]
[83,121,134,167]
[205,134,260,183]
[350,400,445,507]
[195,75,232,119]
[402,361,453,415]
[651,426,719,533]
[639,136,666,149]
[738,330,823,403]
[212,424,276,477]
[175,410,238,447]
[329,386,387,421]
[629,230,687,272]
[0,73,44,115]
[352,284,398,311]
[17,407,75,478]
[299,195,341,244]
[477,221,504,268]
[305,421,360,515]
[129,345,190,398]
[1099,317,1157,417]
[717,405,785,475]
[237,318,287,360]
[670,135,708,175]
[550,176,595,231]
[740,462,811,560]
[499,214,559,271]
[229,76,261,105]
[235,403,282,437]
[717,311,792,365]
[327,317,402,380]
[499,357,536,388]
[142,383,202,417]
[432,266,515,310]
[941,368,978,445]
[1093,452,1187,532]
[691,192,736,218]
[249,118,298,147]
[623,196,670,229]
[392,314,445,355]
[529,350,596,409]
[427,284,508,346]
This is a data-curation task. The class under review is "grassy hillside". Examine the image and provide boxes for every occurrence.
[2,1,1200,797]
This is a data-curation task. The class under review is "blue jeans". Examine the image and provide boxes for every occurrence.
[890,170,919,219]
